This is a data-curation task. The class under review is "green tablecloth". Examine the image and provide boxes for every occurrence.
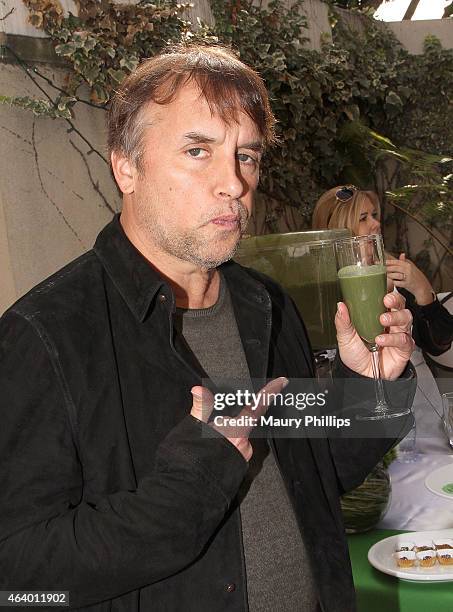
[348,529,453,612]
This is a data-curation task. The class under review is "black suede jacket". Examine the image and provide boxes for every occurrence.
[0,215,414,612]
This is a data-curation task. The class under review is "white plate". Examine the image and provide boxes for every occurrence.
[368,529,453,581]
[425,464,453,500]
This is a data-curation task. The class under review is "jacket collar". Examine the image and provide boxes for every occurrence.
[93,214,270,323]
[94,214,167,322]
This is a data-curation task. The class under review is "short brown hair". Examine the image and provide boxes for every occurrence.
[312,186,381,236]
[107,44,276,172]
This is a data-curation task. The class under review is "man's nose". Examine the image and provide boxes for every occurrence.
[214,158,244,201]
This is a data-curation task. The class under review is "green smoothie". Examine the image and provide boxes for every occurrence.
[338,264,387,345]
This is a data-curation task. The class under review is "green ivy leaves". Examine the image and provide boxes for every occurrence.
[0,95,72,119]
[9,0,452,228]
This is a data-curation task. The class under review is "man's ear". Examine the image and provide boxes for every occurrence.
[111,151,135,194]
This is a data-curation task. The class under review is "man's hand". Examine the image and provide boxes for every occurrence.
[190,377,289,461]
[335,291,414,381]
[386,253,435,305]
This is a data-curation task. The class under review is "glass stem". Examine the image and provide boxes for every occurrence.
[370,346,389,411]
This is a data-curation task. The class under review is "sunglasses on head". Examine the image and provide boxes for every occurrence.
[335,185,358,203]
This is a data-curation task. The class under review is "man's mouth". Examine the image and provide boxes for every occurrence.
[210,215,240,230]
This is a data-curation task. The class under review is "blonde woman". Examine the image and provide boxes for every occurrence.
[312,185,453,356]
[312,185,381,237]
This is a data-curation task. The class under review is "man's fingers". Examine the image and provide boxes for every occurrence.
[383,291,405,311]
[376,330,415,353]
[242,376,289,420]
[380,308,412,331]
[222,376,289,438]
[190,386,214,423]
[211,415,250,439]
[254,376,289,416]
[201,377,289,442]
[210,378,288,462]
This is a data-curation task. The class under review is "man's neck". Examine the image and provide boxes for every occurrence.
[120,214,221,309]
[169,269,220,309]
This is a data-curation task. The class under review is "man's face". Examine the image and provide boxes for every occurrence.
[129,82,263,269]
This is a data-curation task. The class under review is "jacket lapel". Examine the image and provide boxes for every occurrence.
[222,262,272,384]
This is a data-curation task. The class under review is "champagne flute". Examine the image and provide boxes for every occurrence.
[335,234,410,420]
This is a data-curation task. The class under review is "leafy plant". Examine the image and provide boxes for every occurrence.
[368,127,452,256]
[21,0,195,107]
[385,36,453,156]
[0,94,72,118]
[2,0,452,272]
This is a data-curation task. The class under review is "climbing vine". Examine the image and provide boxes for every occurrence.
[2,0,452,273]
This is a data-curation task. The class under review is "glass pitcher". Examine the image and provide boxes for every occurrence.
[234,229,351,351]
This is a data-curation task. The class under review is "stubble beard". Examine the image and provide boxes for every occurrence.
[136,197,250,270]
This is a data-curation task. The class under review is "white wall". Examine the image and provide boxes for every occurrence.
[387,19,453,54]
[337,7,453,55]
[0,63,121,313]
[302,0,332,49]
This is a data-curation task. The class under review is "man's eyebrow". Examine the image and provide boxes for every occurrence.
[182,132,264,152]
[183,132,216,144]
[239,141,264,153]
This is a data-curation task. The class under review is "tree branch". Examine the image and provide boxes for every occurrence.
[403,0,420,20]
[6,44,108,165]
[442,0,453,17]
[31,119,84,246]
[0,6,14,21]
[69,139,116,214]
[31,67,107,111]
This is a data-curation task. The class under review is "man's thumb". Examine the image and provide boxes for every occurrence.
[190,386,214,423]
[334,301,354,339]
[399,253,406,261]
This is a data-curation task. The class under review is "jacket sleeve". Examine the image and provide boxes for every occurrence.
[326,356,416,494]
[0,310,248,609]
[268,285,416,495]
[399,288,453,356]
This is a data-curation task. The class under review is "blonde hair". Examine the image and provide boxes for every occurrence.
[312,186,381,236]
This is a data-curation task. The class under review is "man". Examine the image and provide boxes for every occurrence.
[0,45,414,611]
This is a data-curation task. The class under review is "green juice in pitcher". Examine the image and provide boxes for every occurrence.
[286,280,340,350]
[338,264,387,345]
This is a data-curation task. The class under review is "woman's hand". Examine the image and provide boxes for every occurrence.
[335,291,414,380]
[386,253,435,305]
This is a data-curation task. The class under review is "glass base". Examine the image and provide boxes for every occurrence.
[396,450,418,463]
[356,406,411,421]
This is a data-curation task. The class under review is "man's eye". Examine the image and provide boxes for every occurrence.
[237,153,257,165]
[187,148,207,158]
